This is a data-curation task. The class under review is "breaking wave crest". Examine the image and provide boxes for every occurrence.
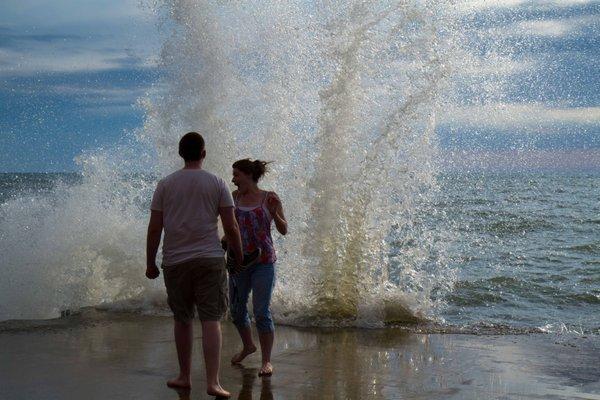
[0,1,474,327]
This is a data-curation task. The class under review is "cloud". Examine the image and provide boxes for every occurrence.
[457,56,538,77]
[0,32,84,44]
[515,19,576,37]
[0,49,158,75]
[0,31,159,75]
[50,84,149,109]
[0,0,160,76]
[458,0,528,11]
[439,103,600,131]
[2,76,161,119]
[445,2,599,108]
[485,15,598,38]
[0,47,133,74]
[0,0,152,28]
[457,0,597,12]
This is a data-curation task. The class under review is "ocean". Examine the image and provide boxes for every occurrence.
[1,171,597,334]
[2,0,598,336]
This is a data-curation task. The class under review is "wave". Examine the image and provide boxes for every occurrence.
[1,0,463,325]
[449,276,600,308]
[565,242,600,254]
[2,307,598,337]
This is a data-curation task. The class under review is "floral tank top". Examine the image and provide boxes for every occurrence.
[235,191,276,264]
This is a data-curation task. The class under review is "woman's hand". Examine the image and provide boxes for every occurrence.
[266,192,282,217]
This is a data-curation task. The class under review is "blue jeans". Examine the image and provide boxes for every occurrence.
[229,263,275,333]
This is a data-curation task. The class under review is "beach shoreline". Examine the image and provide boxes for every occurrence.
[1,311,599,399]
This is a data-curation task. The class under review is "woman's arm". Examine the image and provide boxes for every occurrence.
[267,192,288,235]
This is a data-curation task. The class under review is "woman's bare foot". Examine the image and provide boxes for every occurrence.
[231,344,257,364]
[166,375,191,389]
[258,362,273,377]
[207,384,231,398]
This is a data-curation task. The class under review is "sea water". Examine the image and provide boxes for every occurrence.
[1,172,598,333]
[0,1,598,334]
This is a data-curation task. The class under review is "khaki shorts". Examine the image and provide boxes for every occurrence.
[162,257,228,322]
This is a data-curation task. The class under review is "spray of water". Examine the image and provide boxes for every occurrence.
[0,0,471,326]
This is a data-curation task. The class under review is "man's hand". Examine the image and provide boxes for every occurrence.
[219,206,243,265]
[221,236,228,251]
[146,264,160,279]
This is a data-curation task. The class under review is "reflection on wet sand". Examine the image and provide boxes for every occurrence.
[276,329,446,399]
[234,365,273,400]
[172,387,190,400]
[1,313,599,400]
[169,366,275,400]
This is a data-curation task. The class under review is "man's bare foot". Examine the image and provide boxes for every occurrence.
[167,376,191,389]
[207,384,231,398]
[258,362,273,377]
[231,344,257,364]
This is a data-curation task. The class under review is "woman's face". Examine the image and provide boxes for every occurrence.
[232,168,253,188]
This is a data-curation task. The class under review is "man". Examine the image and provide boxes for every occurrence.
[146,132,243,398]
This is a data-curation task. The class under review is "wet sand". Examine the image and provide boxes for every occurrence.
[1,311,599,400]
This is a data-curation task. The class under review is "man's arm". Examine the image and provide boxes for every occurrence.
[219,206,243,265]
[146,209,163,279]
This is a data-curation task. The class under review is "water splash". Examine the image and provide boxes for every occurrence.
[0,0,462,325]
[141,0,459,327]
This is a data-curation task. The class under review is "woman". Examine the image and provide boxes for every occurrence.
[228,158,287,377]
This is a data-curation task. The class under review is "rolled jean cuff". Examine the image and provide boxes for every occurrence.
[232,318,251,329]
[255,319,274,333]
[229,263,275,333]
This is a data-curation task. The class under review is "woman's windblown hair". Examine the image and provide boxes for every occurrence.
[232,158,272,182]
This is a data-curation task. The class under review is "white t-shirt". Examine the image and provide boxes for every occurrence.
[150,169,234,266]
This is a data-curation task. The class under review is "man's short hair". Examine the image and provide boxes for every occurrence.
[178,132,205,162]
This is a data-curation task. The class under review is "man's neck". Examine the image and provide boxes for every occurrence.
[183,161,203,169]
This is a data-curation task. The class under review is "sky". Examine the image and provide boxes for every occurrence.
[0,0,599,172]
[437,0,600,170]
[0,0,160,172]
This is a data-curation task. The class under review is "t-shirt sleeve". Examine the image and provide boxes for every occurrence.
[150,181,164,211]
[218,178,234,208]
